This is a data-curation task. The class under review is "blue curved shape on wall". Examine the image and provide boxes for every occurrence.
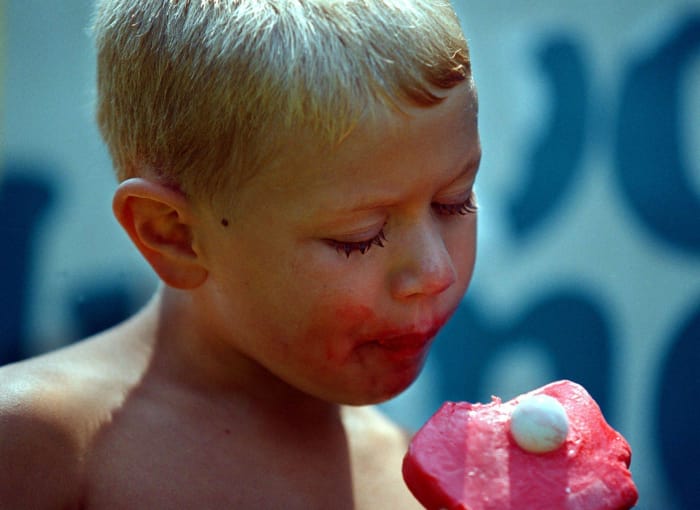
[657,299,700,509]
[614,13,700,253]
[431,289,613,419]
[0,165,54,365]
[69,282,134,341]
[508,36,589,237]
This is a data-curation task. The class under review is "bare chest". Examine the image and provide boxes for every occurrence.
[71,376,422,510]
[82,441,419,508]
[81,421,359,509]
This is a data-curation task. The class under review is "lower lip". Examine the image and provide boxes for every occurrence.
[372,333,435,359]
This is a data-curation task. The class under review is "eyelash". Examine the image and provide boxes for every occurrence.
[328,230,387,258]
[328,193,477,258]
[432,192,478,216]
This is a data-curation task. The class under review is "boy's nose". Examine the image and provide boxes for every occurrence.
[389,222,457,300]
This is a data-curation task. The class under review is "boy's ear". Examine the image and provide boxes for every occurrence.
[113,178,208,290]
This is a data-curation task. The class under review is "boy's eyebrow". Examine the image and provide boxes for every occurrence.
[429,153,483,195]
[448,154,482,185]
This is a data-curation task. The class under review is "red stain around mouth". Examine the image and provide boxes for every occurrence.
[334,303,445,354]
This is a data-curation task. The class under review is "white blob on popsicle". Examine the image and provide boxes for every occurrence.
[510,394,569,453]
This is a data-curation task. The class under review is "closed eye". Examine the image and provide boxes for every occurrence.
[325,229,387,258]
[324,191,476,258]
[432,191,478,216]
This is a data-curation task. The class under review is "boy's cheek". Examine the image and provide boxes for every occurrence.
[300,300,376,339]
[310,302,386,350]
[332,303,378,334]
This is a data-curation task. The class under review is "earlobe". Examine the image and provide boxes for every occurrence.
[113,178,208,289]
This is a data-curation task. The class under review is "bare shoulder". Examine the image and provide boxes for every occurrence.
[0,354,87,508]
[0,330,149,509]
[342,406,422,509]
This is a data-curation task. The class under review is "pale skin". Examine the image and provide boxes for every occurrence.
[0,81,480,508]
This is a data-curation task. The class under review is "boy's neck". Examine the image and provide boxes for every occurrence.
[134,287,341,420]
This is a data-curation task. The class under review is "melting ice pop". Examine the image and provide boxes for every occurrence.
[402,380,638,510]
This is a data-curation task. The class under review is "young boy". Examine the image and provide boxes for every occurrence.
[0,0,480,507]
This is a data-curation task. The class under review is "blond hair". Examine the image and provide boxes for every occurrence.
[93,0,471,205]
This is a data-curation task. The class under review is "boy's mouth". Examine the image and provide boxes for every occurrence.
[375,330,438,351]
[369,323,444,357]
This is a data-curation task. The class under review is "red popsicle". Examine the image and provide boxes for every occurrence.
[402,380,638,510]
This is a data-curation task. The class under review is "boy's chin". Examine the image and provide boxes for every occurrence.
[332,372,424,407]
[284,352,429,406]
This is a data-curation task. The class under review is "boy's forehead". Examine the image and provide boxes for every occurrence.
[241,82,478,195]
